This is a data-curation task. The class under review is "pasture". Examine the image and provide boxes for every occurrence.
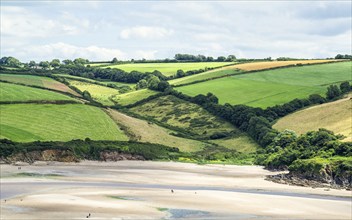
[67,79,120,105]
[273,94,352,141]
[0,82,74,102]
[176,62,351,108]
[107,109,208,152]
[112,89,159,106]
[0,74,80,96]
[103,62,234,76]
[210,135,258,153]
[224,60,339,71]
[54,74,135,88]
[0,104,128,142]
[130,95,236,137]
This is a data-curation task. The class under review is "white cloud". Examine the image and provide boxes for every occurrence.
[120,26,173,40]
[6,42,125,62]
[0,6,89,38]
[133,50,158,60]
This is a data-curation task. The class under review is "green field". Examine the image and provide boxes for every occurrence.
[130,95,236,137]
[107,109,209,152]
[103,62,234,76]
[177,62,351,108]
[210,135,258,153]
[112,89,159,106]
[0,74,80,96]
[169,68,241,85]
[0,104,128,142]
[67,79,120,105]
[0,82,74,102]
[54,74,135,88]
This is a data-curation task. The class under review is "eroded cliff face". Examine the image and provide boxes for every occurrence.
[2,149,145,164]
[267,167,352,189]
[4,150,79,163]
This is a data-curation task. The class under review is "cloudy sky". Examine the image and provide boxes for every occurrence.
[1,1,351,62]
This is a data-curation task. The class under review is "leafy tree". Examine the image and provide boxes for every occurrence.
[326,85,341,100]
[157,81,170,92]
[339,81,351,94]
[112,58,118,63]
[176,69,185,78]
[216,56,226,62]
[73,58,89,65]
[62,59,74,65]
[39,61,50,69]
[226,55,236,61]
[308,94,326,104]
[0,56,21,67]
[28,61,36,68]
[50,59,61,68]
[146,75,160,90]
[136,79,148,90]
[82,90,92,100]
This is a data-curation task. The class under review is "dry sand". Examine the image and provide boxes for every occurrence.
[1,161,351,219]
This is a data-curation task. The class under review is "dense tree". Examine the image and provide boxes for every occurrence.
[28,61,36,68]
[176,69,185,78]
[0,56,21,67]
[112,58,118,63]
[50,59,61,68]
[73,58,89,65]
[136,79,147,90]
[339,81,351,94]
[326,85,341,100]
[146,75,160,90]
[216,56,226,62]
[39,61,50,69]
[308,94,326,104]
[226,55,237,62]
[62,59,74,65]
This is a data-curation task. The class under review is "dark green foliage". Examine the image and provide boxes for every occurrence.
[308,94,326,104]
[326,85,341,100]
[339,81,351,94]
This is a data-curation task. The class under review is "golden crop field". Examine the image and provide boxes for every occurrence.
[223,60,340,71]
[273,94,352,141]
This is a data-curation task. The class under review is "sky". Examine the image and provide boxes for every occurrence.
[1,0,351,62]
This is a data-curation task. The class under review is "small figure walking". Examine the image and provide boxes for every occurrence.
[171,189,174,193]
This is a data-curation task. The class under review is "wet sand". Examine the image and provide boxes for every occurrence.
[1,161,351,219]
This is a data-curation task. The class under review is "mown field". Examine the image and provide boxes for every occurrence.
[103,62,234,76]
[0,82,75,102]
[0,104,128,142]
[0,74,80,96]
[112,89,159,106]
[210,135,258,153]
[130,95,236,137]
[273,94,352,141]
[177,62,351,108]
[223,60,339,71]
[67,79,120,105]
[107,109,208,152]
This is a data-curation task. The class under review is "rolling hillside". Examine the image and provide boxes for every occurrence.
[103,62,234,76]
[0,104,128,142]
[0,82,75,102]
[273,94,352,141]
[176,61,351,108]
[0,74,80,96]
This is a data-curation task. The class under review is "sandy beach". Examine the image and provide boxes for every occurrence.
[0,160,351,219]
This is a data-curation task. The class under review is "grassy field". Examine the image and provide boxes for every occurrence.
[210,135,259,153]
[130,95,236,137]
[0,104,128,142]
[169,69,241,85]
[54,74,135,88]
[112,89,159,106]
[273,94,352,141]
[224,60,339,71]
[67,79,120,105]
[0,82,75,102]
[0,74,80,96]
[103,62,234,76]
[107,109,208,152]
[177,62,351,108]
